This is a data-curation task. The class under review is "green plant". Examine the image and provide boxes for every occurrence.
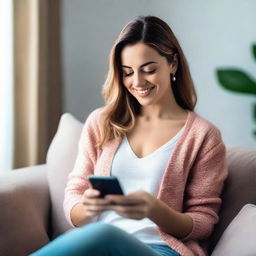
[216,43,256,137]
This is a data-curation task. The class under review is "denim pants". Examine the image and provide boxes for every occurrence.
[30,222,180,256]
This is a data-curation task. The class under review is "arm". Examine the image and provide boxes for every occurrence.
[63,109,102,227]
[148,195,193,238]
[182,133,228,241]
[70,189,111,227]
[70,203,92,227]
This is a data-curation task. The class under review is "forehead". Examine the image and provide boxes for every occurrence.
[121,42,165,67]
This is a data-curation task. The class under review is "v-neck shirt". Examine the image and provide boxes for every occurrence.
[98,126,184,245]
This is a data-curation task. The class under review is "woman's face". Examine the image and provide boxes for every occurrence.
[121,42,177,107]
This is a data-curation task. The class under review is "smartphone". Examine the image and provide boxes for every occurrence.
[88,175,124,198]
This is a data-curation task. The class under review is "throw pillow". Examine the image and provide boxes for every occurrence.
[46,113,83,238]
[211,204,256,256]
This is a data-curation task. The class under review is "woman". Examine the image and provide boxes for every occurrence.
[31,16,227,256]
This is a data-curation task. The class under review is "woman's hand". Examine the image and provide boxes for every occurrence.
[81,188,112,218]
[105,190,157,220]
[106,190,192,238]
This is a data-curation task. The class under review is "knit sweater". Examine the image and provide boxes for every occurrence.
[63,108,228,256]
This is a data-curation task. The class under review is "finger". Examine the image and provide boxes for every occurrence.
[106,195,144,205]
[86,211,98,217]
[85,204,112,217]
[113,210,145,220]
[85,204,112,212]
[109,204,145,214]
[86,209,104,218]
[83,188,100,198]
[82,197,111,206]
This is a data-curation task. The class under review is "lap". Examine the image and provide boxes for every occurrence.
[30,222,179,256]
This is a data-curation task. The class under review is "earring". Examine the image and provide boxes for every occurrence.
[172,73,176,82]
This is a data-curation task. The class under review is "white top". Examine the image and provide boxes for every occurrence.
[98,127,184,245]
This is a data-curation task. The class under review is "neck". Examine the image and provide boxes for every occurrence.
[140,96,187,121]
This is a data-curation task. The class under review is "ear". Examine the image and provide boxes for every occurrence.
[169,53,178,74]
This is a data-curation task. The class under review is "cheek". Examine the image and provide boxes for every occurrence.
[149,71,167,84]
[122,78,131,90]
[157,72,171,86]
[147,75,162,86]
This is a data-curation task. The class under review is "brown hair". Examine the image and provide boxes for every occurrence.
[99,16,197,148]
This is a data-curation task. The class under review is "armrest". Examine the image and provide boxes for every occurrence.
[0,165,51,256]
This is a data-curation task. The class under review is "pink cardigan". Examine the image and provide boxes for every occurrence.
[63,108,228,256]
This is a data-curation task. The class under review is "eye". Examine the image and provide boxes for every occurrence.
[123,71,133,77]
[144,69,156,74]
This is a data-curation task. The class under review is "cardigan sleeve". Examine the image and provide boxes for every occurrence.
[182,128,228,241]
[63,109,101,227]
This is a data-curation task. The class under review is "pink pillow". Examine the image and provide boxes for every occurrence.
[212,204,256,255]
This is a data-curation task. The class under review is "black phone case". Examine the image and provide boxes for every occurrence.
[88,176,124,198]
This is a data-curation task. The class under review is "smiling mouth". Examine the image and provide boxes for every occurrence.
[135,86,155,97]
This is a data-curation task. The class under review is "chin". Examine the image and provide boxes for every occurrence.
[136,99,155,107]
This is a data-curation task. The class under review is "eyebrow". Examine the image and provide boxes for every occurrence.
[121,61,157,69]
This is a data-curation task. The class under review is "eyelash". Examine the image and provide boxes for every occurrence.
[123,69,156,77]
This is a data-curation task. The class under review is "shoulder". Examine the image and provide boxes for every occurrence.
[188,111,222,141]
[181,112,227,171]
[85,107,104,124]
[180,111,225,156]
[80,107,104,140]
[82,107,105,131]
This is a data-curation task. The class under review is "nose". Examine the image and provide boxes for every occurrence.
[133,72,146,87]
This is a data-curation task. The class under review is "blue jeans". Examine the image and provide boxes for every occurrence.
[30,222,180,256]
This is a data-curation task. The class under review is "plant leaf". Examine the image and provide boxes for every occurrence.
[252,44,256,61]
[254,103,256,122]
[216,69,256,95]
[253,103,256,138]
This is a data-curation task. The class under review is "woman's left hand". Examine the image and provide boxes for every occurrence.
[105,190,157,220]
[106,190,193,238]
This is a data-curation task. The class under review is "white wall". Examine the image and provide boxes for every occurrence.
[62,0,256,147]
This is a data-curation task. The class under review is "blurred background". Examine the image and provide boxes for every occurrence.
[1,0,255,171]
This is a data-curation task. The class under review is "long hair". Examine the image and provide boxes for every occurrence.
[99,16,197,148]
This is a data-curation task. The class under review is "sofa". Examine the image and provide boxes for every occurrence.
[0,113,256,256]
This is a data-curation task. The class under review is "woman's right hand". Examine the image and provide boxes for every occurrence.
[71,188,111,227]
[81,188,111,218]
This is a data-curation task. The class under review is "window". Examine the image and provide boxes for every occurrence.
[0,0,13,171]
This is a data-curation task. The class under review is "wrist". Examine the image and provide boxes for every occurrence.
[147,195,160,220]
[71,203,97,227]
[147,198,193,238]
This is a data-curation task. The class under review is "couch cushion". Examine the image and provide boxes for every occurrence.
[208,146,256,252]
[211,204,256,256]
[0,165,50,255]
[46,113,83,238]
